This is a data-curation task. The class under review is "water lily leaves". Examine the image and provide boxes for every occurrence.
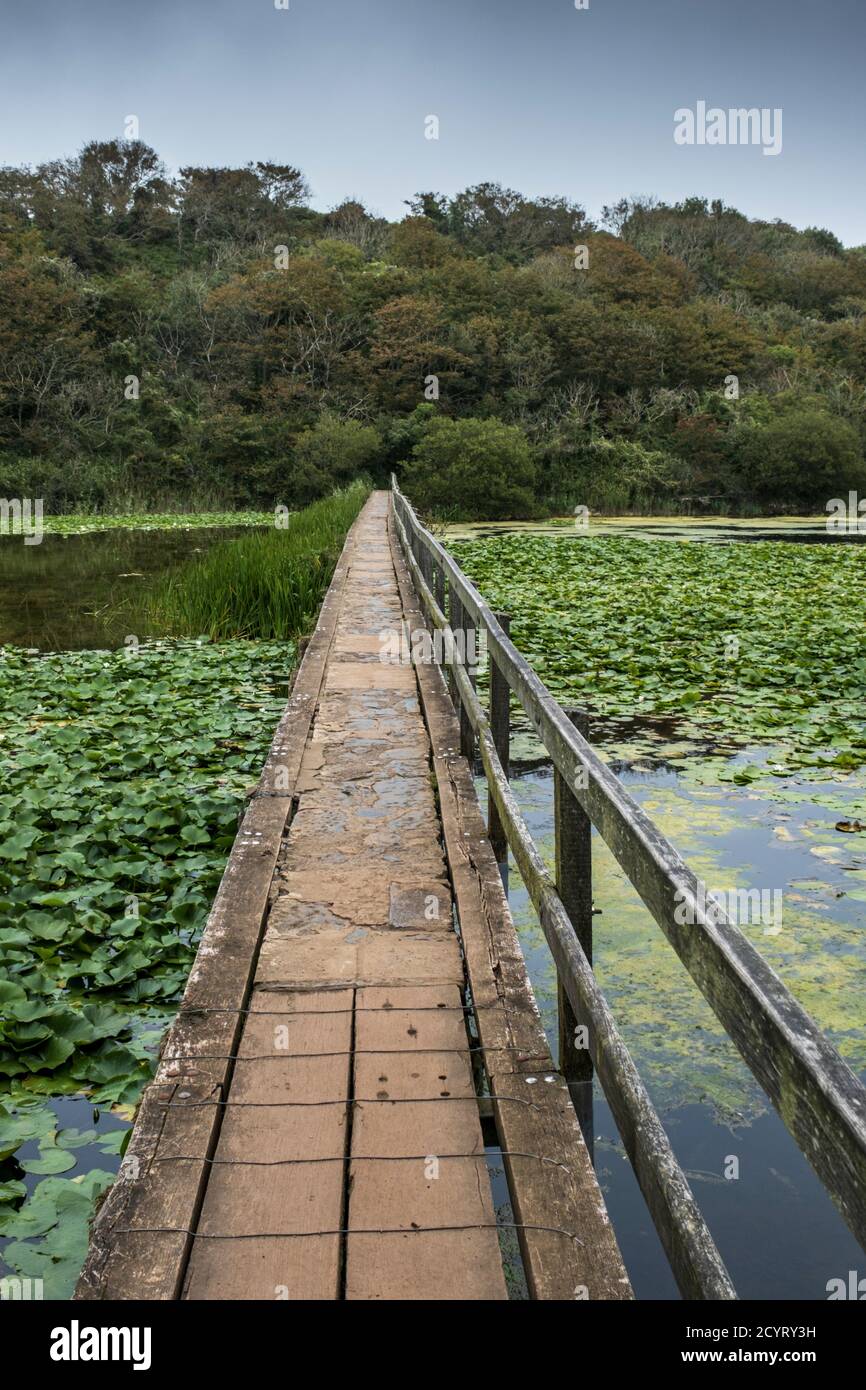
[55,1127,100,1150]
[73,1045,145,1086]
[0,1169,116,1299]
[94,1128,128,1155]
[0,828,42,860]
[19,1145,77,1175]
[178,825,210,846]
[732,765,765,785]
[0,981,27,1011]
[0,640,288,1084]
[454,534,866,781]
[16,912,72,943]
[54,850,88,873]
[78,1003,129,1041]
[0,1034,76,1076]
[40,511,270,538]
[0,1103,55,1159]
[0,638,290,1294]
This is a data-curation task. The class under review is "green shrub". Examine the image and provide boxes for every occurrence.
[737,408,866,506]
[400,416,537,519]
[540,435,683,513]
[0,455,122,512]
[291,415,381,502]
[197,409,294,504]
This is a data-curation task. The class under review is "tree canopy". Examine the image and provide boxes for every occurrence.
[2,141,864,516]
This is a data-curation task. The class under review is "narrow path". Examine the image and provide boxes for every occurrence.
[79,491,629,1303]
[182,493,507,1299]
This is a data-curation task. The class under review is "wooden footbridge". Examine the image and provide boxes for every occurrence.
[78,487,866,1301]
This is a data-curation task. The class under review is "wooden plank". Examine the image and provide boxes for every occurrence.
[390,508,634,1301]
[186,492,506,1301]
[72,1082,213,1301]
[183,989,352,1301]
[347,986,508,1301]
[392,481,866,1260]
[76,498,371,1301]
[82,491,511,1303]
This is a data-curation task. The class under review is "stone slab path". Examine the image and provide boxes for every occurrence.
[182,492,507,1300]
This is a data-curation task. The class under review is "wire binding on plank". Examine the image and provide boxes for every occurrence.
[113,1221,584,1246]
[176,1003,482,1017]
[161,1046,547,1061]
[151,1150,570,1172]
[155,1094,551,1110]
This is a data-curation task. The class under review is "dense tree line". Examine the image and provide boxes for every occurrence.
[1,140,865,516]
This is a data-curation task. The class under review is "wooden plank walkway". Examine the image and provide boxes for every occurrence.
[77,491,630,1301]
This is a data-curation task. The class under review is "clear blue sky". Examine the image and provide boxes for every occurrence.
[1,0,864,243]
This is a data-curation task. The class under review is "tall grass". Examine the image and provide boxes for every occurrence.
[144,483,370,640]
[0,454,238,516]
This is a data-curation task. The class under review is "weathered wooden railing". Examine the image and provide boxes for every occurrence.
[391,476,866,1301]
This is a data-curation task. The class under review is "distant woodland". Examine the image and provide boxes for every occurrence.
[2,140,865,517]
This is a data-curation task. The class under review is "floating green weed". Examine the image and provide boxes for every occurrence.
[40,511,272,537]
[0,639,289,1085]
[458,532,866,1120]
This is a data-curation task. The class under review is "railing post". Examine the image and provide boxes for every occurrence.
[432,561,445,619]
[424,541,434,594]
[456,597,475,764]
[555,707,594,1153]
[447,589,473,762]
[488,613,511,863]
[447,586,461,708]
[417,537,427,591]
[463,608,477,766]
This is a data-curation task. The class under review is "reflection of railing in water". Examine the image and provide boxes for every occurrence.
[391,475,866,1300]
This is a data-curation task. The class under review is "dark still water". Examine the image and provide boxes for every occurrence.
[488,754,866,1301]
[0,526,257,650]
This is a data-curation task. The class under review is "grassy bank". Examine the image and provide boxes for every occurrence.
[143,483,370,640]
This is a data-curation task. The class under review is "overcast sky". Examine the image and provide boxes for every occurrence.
[1,0,863,243]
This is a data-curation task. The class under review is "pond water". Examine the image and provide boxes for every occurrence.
[3,516,864,1299]
[451,518,866,1298]
[0,526,261,650]
[483,736,866,1299]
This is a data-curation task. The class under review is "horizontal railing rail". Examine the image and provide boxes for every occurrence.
[391,475,866,1299]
